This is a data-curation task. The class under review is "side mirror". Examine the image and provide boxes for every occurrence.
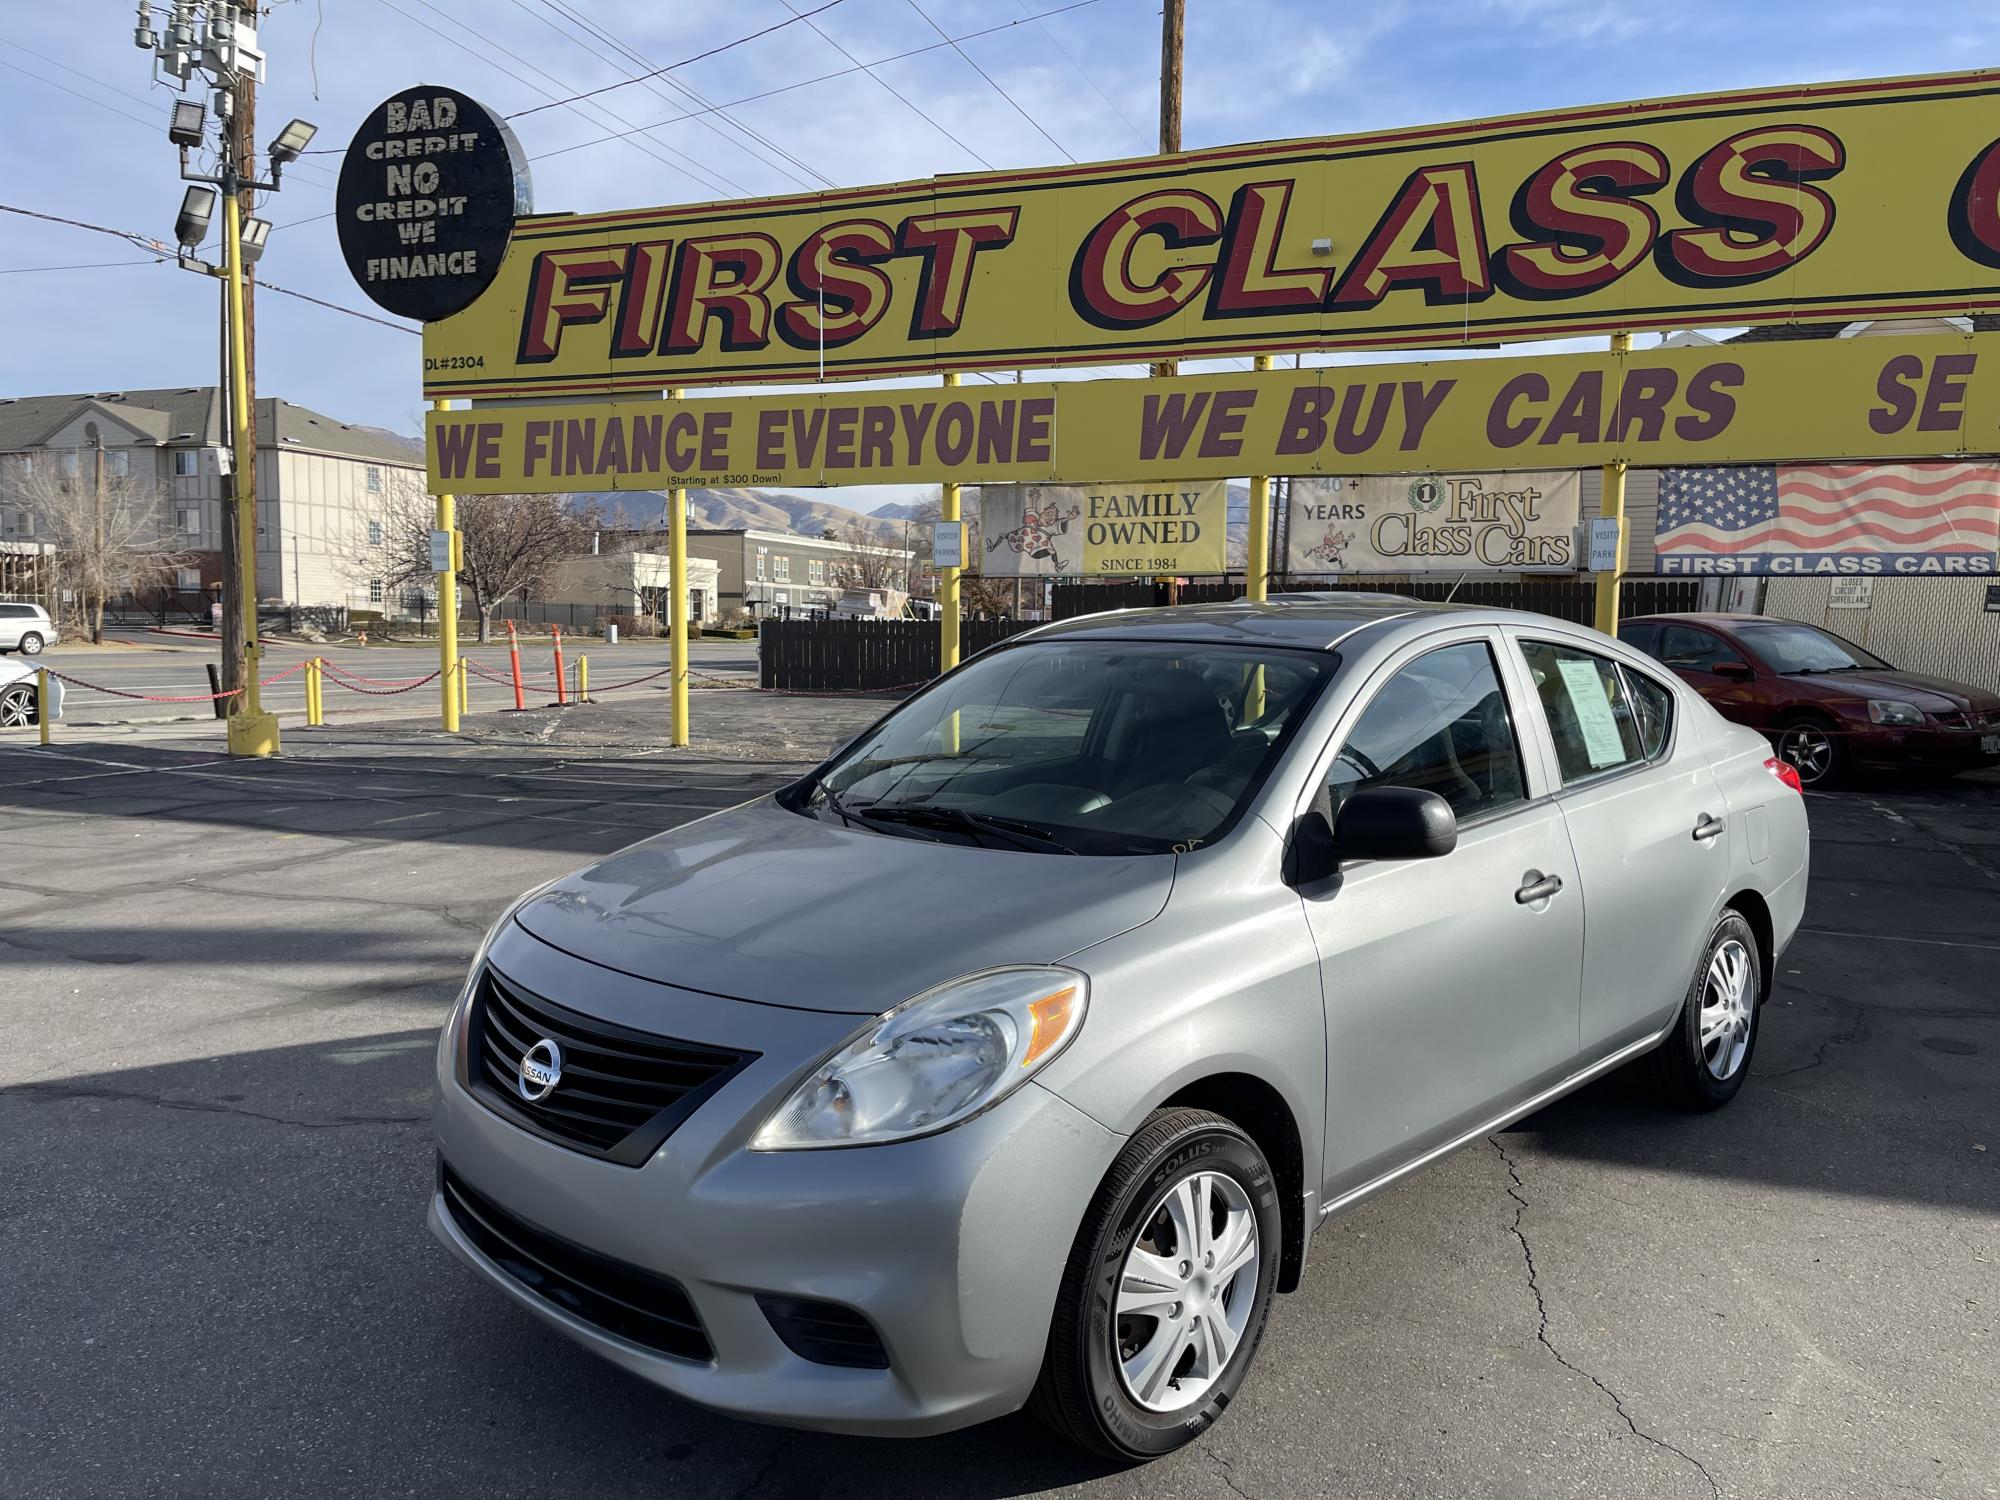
[1289,786,1458,883]
[1711,660,1754,681]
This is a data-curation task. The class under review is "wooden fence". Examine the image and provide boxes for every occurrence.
[759,618,1031,693]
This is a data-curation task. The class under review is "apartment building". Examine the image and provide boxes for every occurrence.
[0,385,423,613]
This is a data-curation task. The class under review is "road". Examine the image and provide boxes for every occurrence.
[23,632,760,729]
[1,704,1994,1499]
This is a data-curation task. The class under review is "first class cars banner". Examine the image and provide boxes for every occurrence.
[420,69,2000,397]
[426,335,2000,492]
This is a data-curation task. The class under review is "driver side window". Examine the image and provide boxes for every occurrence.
[1325,640,1528,822]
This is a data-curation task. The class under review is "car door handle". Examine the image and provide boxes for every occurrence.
[1515,872,1564,904]
[1693,815,1727,842]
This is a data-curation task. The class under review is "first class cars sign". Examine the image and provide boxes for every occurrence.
[337,86,531,323]
[419,68,2000,397]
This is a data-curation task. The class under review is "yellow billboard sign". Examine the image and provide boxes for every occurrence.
[422,69,2000,399]
[428,335,2000,492]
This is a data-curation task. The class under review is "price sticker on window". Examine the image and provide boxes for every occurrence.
[1555,657,1627,768]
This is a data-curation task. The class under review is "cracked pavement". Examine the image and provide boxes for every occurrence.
[2,707,1995,1499]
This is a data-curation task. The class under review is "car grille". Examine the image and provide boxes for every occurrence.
[439,1161,712,1362]
[1933,709,1998,730]
[466,966,757,1166]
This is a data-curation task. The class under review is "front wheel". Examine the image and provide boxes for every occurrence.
[1774,714,1841,789]
[0,684,37,728]
[1029,1107,1281,1461]
[1651,910,1763,1111]
[16,632,45,655]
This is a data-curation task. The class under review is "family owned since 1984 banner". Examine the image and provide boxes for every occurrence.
[978,482,1229,576]
[1285,471,1582,575]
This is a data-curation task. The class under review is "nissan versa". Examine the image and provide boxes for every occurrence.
[429,598,1810,1460]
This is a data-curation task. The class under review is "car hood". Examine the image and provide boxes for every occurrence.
[1793,668,2000,712]
[509,797,1175,1014]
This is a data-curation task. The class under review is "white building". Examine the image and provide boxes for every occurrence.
[0,385,423,614]
[543,550,721,625]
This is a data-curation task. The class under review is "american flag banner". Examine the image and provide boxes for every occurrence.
[1654,463,2000,575]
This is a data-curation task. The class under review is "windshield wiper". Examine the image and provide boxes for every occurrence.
[808,780,945,842]
[861,803,1080,854]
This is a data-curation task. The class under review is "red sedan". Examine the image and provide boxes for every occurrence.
[1618,613,2000,788]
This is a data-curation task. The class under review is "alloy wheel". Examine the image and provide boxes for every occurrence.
[0,686,34,728]
[1776,725,1832,785]
[1113,1170,1261,1413]
[1698,937,1755,1080]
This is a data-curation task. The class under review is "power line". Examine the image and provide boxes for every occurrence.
[901,0,1076,163]
[507,0,847,121]
[518,0,832,190]
[0,258,165,275]
[0,202,414,335]
[1011,0,1151,151]
[529,0,1107,168]
[371,0,752,198]
[779,0,992,171]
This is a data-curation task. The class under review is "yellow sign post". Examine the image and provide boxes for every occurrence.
[667,387,690,749]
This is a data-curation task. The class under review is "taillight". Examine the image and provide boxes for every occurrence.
[1764,756,1803,793]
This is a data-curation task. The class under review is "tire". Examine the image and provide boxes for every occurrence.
[1650,910,1763,1111]
[1773,713,1841,789]
[0,684,36,729]
[1029,1107,1282,1462]
[17,632,44,656]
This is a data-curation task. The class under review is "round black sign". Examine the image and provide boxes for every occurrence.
[335,85,531,323]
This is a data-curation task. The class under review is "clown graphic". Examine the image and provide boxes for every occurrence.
[1303,525,1353,571]
[987,489,1082,570]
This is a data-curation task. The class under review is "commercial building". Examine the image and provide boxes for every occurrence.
[0,385,423,614]
[683,527,912,619]
[542,550,720,626]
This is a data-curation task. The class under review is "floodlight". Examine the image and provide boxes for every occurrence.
[267,118,317,165]
[174,186,215,249]
[168,99,205,147]
[240,217,272,265]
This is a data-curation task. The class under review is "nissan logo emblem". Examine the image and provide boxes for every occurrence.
[518,1038,563,1102]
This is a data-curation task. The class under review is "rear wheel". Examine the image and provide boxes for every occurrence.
[17,631,44,655]
[1030,1108,1281,1461]
[1650,910,1762,1111]
[1774,713,1841,789]
[0,684,37,728]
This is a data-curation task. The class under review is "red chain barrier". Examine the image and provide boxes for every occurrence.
[319,662,443,696]
[44,668,243,704]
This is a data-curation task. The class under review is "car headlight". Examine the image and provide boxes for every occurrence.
[1866,699,1926,727]
[751,967,1088,1151]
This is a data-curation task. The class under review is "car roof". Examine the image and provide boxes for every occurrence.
[1020,598,1596,652]
[1620,612,1776,629]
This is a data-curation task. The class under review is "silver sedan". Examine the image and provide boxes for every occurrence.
[429,598,1809,1460]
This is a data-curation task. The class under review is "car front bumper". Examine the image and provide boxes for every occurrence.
[428,927,1122,1438]
[1842,720,2000,772]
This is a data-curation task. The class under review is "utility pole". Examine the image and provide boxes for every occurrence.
[85,422,106,644]
[1149,0,1184,382]
[139,0,316,756]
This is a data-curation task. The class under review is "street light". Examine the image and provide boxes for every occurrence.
[267,118,317,165]
[174,186,215,248]
[239,216,271,265]
[167,99,205,147]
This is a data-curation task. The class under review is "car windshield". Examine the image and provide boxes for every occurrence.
[800,639,1334,855]
[1735,621,1892,675]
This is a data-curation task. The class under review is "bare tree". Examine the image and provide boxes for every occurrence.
[835,518,906,591]
[8,455,187,642]
[366,479,603,641]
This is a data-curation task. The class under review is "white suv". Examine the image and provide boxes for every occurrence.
[0,602,57,654]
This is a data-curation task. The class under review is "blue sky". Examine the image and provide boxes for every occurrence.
[5,0,1999,510]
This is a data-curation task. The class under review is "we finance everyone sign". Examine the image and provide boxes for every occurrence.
[978,483,1229,576]
[426,335,2000,493]
[418,69,2000,398]
[1287,472,1583,575]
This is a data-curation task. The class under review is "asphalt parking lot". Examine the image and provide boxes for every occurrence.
[2,703,1995,1500]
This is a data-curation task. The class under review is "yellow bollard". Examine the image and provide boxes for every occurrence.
[578,654,590,703]
[37,667,51,746]
[458,655,470,718]
[304,658,317,727]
